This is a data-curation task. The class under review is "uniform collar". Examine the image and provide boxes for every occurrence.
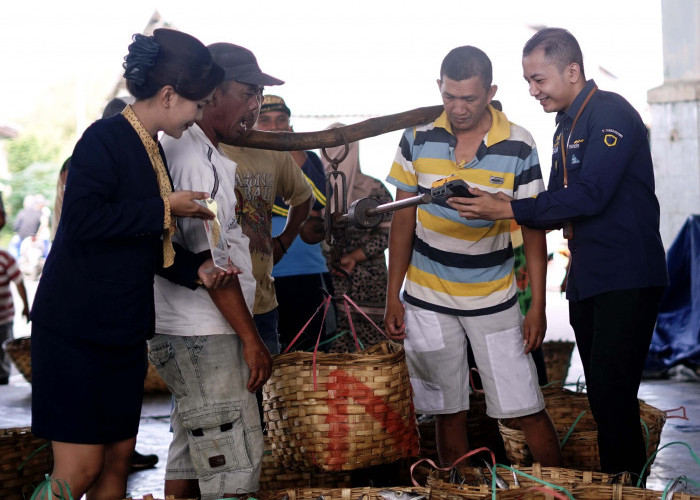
[434,104,511,146]
[556,79,597,125]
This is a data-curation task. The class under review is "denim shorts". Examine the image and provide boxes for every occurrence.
[403,301,544,419]
[148,334,263,499]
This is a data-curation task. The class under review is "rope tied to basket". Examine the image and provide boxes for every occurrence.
[409,447,497,487]
[284,292,393,389]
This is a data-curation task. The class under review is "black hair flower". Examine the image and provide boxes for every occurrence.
[123,34,161,87]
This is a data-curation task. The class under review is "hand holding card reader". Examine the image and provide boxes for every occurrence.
[430,177,475,200]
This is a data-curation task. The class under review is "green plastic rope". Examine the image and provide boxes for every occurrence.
[491,464,575,500]
[637,441,700,488]
[640,417,650,453]
[661,476,700,499]
[17,443,49,471]
[542,380,567,388]
[558,410,651,455]
[560,409,588,448]
[29,474,73,500]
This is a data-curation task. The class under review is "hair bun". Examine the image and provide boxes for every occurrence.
[123,34,161,87]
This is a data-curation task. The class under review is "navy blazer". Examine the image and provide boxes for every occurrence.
[32,115,202,346]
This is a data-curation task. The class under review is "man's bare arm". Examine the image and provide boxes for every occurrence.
[520,225,548,353]
[384,189,417,339]
[207,276,272,392]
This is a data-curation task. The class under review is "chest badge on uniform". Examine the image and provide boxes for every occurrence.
[571,155,580,165]
[490,176,505,185]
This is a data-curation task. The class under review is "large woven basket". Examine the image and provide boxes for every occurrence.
[572,483,700,500]
[3,336,169,394]
[259,436,351,490]
[542,340,575,385]
[498,391,666,471]
[0,427,53,500]
[428,477,575,500]
[125,496,197,499]
[425,462,623,490]
[257,487,431,500]
[3,337,32,383]
[263,341,419,472]
[125,496,197,500]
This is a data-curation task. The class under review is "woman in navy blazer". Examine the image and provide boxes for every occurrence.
[30,29,226,499]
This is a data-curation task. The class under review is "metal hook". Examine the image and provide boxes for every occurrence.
[320,127,350,167]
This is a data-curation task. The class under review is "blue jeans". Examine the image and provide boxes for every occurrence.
[253,308,280,355]
[148,334,263,499]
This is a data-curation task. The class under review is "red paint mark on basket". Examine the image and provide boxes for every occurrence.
[324,369,418,470]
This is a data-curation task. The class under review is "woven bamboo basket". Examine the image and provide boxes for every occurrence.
[3,336,169,394]
[125,496,196,500]
[262,341,419,472]
[125,496,197,500]
[428,478,575,500]
[143,360,170,394]
[426,462,624,491]
[259,436,351,490]
[3,337,32,383]
[542,341,575,385]
[572,483,700,500]
[257,487,432,500]
[489,487,573,500]
[0,426,53,500]
[498,392,666,470]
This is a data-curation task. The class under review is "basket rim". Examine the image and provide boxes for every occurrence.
[272,340,404,366]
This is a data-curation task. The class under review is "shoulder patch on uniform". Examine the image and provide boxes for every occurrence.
[603,134,618,147]
[602,128,622,147]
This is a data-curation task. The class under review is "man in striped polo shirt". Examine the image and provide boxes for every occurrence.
[385,46,561,466]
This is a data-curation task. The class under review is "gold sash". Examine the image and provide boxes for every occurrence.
[121,105,176,267]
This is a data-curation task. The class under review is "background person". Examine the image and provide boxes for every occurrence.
[219,70,314,355]
[256,94,334,352]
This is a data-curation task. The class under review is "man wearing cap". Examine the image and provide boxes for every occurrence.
[220,97,314,355]
[153,42,282,500]
[255,94,332,351]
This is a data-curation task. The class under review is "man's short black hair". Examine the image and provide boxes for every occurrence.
[523,27,585,79]
[440,46,492,89]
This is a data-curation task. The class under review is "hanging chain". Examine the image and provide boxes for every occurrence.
[321,128,351,297]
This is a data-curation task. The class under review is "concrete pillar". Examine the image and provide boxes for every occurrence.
[648,0,700,247]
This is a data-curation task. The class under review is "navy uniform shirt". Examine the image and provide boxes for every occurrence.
[511,79,668,301]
